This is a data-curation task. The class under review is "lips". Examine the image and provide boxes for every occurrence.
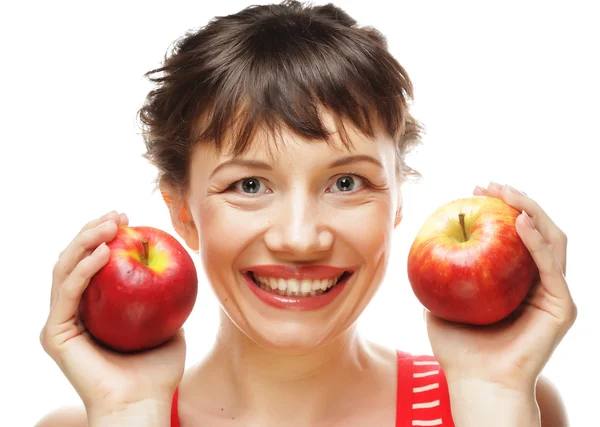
[240,265,357,310]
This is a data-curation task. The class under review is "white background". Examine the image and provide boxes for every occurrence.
[1,1,597,425]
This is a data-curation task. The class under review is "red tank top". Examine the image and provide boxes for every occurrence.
[171,350,455,426]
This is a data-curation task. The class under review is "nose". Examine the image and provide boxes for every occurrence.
[263,190,334,257]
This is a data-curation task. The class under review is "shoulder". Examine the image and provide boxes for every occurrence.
[35,405,87,427]
[536,375,570,427]
[396,353,570,426]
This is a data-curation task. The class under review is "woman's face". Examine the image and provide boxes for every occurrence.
[180,112,401,353]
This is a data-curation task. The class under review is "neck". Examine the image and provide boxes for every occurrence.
[204,309,376,423]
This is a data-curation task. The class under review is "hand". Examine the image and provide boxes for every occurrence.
[40,211,186,420]
[424,182,577,394]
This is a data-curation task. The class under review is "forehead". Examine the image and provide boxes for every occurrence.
[200,110,395,165]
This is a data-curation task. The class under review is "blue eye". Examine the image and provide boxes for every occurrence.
[233,177,268,195]
[225,172,372,196]
[329,175,364,193]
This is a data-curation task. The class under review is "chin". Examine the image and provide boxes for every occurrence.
[219,298,360,355]
[243,319,345,355]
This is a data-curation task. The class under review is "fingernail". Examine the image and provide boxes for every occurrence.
[119,213,128,223]
[97,220,116,229]
[474,185,486,193]
[505,185,522,195]
[488,181,502,190]
[100,210,117,220]
[522,210,535,229]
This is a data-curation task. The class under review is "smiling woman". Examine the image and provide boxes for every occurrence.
[176,115,402,361]
[36,1,575,427]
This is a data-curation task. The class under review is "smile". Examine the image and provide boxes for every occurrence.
[247,271,352,297]
[240,266,356,311]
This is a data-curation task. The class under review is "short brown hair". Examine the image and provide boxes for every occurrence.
[138,0,424,196]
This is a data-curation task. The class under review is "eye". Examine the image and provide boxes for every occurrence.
[328,174,366,194]
[226,173,372,196]
[230,177,269,195]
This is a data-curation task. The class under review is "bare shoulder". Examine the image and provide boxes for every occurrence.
[35,405,87,427]
[536,375,570,427]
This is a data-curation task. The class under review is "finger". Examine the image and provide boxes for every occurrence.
[119,212,129,227]
[52,212,128,307]
[48,242,111,327]
[78,210,120,235]
[51,220,118,307]
[478,182,567,274]
[473,185,487,196]
[58,211,127,258]
[56,211,120,262]
[515,210,572,304]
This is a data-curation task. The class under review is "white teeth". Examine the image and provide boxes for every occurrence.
[301,280,312,293]
[288,279,299,294]
[252,273,345,297]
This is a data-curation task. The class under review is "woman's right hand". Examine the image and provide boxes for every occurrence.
[40,211,186,422]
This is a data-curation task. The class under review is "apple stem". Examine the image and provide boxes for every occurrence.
[141,239,149,266]
[458,213,468,242]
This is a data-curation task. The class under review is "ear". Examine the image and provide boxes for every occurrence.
[394,192,403,229]
[394,207,403,229]
[160,183,199,251]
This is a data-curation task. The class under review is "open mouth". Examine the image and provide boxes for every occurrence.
[245,270,353,297]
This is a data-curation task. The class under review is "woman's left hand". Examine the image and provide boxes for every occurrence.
[425,182,577,394]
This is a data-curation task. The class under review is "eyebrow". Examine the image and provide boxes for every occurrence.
[209,154,384,178]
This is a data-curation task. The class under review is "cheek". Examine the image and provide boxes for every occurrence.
[198,201,259,269]
[347,203,393,261]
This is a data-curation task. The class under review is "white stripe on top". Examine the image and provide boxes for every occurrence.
[412,419,442,426]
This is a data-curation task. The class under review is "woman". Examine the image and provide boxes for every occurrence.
[37,1,576,426]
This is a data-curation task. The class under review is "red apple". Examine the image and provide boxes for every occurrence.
[79,226,198,352]
[407,196,538,325]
